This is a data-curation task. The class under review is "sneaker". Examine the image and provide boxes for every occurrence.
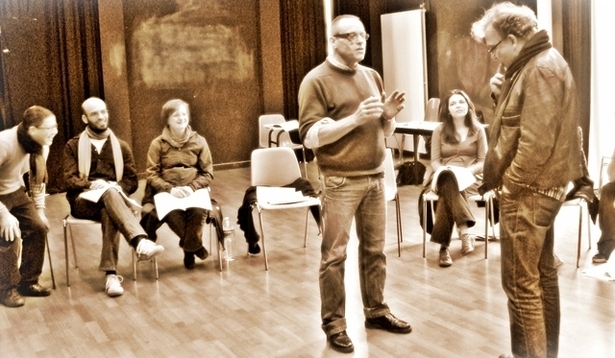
[136,239,164,261]
[439,248,452,267]
[460,233,475,255]
[105,275,124,297]
[592,252,608,263]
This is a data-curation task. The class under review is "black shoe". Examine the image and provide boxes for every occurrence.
[183,251,196,270]
[17,283,51,297]
[248,242,261,255]
[1,288,25,307]
[194,247,209,260]
[588,199,599,224]
[328,331,354,353]
[365,313,412,334]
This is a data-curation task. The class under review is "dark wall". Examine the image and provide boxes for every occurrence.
[379,0,536,125]
[121,0,262,173]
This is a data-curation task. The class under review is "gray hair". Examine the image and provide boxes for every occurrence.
[470,1,538,43]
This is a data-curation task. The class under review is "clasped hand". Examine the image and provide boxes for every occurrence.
[356,91,406,125]
[170,186,193,198]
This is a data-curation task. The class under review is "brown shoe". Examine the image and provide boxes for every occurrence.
[1,288,25,307]
[365,313,412,334]
[328,331,354,353]
[17,283,51,297]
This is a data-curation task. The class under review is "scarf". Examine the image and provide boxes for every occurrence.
[78,126,123,182]
[480,30,552,195]
[16,122,47,190]
[162,125,195,148]
[490,30,553,146]
[504,30,552,80]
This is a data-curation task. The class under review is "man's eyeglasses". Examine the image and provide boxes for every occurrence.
[36,125,58,131]
[333,32,369,42]
[487,38,504,53]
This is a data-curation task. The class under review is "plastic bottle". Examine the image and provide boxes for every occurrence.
[222,217,235,261]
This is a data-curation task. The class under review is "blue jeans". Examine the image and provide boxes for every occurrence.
[71,188,147,272]
[0,189,47,291]
[499,190,562,358]
[320,174,390,337]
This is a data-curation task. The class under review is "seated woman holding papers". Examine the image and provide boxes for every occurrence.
[140,99,221,270]
[427,89,487,267]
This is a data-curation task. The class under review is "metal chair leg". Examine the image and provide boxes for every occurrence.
[45,235,56,289]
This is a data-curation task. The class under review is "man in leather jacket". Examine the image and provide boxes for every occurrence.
[471,3,582,358]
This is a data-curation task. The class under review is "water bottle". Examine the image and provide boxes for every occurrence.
[222,217,235,261]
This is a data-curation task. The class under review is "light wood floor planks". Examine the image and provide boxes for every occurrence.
[1,161,614,357]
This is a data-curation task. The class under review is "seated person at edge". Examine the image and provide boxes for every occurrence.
[428,89,487,267]
[0,106,58,307]
[592,147,615,263]
[63,97,164,297]
[140,99,221,270]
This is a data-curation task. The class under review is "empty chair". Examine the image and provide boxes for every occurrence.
[383,149,403,256]
[258,114,307,176]
[250,147,321,270]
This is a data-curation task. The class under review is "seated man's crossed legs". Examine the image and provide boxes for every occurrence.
[71,189,164,297]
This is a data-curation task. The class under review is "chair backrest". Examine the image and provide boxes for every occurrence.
[251,147,302,186]
[383,148,397,201]
[425,98,440,122]
[258,114,286,148]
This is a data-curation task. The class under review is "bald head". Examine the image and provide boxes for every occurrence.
[81,97,110,133]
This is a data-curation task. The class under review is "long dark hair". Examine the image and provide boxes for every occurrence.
[438,89,481,145]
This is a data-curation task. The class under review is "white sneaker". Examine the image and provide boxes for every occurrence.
[136,239,164,261]
[105,275,124,297]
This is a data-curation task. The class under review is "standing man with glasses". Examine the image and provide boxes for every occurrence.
[298,14,411,354]
[0,106,58,307]
[471,3,582,357]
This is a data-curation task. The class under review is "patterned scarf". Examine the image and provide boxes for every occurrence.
[16,122,47,191]
[78,126,123,182]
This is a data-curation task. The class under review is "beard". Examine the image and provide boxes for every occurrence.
[89,122,108,134]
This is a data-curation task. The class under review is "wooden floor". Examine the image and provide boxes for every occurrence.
[1,161,614,357]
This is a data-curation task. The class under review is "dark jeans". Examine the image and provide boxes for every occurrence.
[0,189,47,291]
[71,188,147,272]
[500,190,562,358]
[320,174,389,337]
[430,170,476,247]
[141,207,208,253]
[597,181,615,259]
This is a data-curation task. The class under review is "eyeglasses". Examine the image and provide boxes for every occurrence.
[36,125,58,131]
[333,32,369,42]
[487,38,505,54]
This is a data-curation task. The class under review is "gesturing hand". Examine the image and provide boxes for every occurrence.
[382,90,406,120]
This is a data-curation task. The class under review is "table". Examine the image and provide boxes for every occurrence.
[394,121,441,164]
